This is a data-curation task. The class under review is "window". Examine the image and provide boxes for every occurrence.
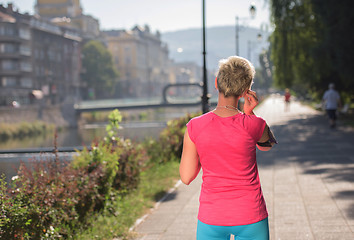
[19,28,30,40]
[125,56,131,64]
[20,77,32,88]
[40,49,44,60]
[2,60,17,70]
[2,77,17,87]
[35,66,40,76]
[34,49,39,59]
[20,61,32,72]
[126,71,131,79]
[2,25,16,36]
[20,44,31,56]
[0,43,17,53]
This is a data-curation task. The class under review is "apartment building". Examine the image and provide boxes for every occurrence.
[103,25,169,98]
[0,4,82,106]
[35,0,100,39]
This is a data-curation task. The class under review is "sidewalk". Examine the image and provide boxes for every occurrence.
[131,95,354,240]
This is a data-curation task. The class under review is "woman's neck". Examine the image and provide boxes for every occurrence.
[213,94,242,117]
[217,94,240,108]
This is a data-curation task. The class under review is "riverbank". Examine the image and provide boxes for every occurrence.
[0,121,56,141]
[0,105,69,127]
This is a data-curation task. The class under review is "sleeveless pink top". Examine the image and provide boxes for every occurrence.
[187,111,268,226]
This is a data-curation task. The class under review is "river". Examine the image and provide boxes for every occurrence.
[0,107,200,181]
[0,121,167,182]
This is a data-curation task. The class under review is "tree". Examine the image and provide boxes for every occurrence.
[311,0,354,99]
[270,0,354,99]
[81,40,119,99]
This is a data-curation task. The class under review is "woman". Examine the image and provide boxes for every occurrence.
[180,56,277,240]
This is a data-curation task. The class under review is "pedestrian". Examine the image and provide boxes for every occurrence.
[322,83,341,128]
[180,56,277,240]
[284,88,291,111]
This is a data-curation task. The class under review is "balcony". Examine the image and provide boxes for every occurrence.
[19,46,31,56]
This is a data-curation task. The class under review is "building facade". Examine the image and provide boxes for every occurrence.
[0,5,33,106]
[104,25,169,98]
[30,16,82,105]
[35,0,82,19]
[35,0,100,39]
[0,4,82,106]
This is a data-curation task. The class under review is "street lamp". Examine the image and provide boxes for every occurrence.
[201,2,256,113]
[201,0,209,113]
[235,2,257,55]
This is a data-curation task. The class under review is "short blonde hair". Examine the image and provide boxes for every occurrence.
[216,56,255,97]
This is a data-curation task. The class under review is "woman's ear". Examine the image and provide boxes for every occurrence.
[215,77,218,90]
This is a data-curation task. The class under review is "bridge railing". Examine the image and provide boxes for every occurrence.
[75,83,217,113]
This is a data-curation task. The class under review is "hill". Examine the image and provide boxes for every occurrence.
[162,25,270,71]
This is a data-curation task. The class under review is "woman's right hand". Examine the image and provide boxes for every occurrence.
[243,90,258,115]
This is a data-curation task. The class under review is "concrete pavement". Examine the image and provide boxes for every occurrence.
[130,94,354,240]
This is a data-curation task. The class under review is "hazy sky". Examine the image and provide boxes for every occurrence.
[1,0,271,32]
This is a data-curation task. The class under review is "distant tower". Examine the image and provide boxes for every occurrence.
[35,0,82,19]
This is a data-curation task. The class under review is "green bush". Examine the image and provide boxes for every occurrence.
[72,143,119,206]
[0,159,105,239]
[145,112,200,164]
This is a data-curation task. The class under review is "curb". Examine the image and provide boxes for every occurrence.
[128,179,183,232]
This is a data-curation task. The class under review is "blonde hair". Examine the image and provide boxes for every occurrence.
[216,56,255,97]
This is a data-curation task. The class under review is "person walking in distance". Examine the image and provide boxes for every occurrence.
[322,83,341,128]
[180,56,277,240]
[284,88,291,111]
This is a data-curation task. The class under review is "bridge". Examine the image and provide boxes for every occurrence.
[74,83,217,114]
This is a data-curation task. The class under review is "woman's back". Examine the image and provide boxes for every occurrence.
[187,111,268,226]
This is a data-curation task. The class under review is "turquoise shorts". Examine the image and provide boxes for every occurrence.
[196,217,269,240]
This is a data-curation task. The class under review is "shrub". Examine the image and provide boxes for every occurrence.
[113,139,146,192]
[145,112,200,164]
[0,158,106,239]
[72,142,119,207]
[74,109,145,194]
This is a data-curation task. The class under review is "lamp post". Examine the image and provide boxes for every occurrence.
[235,3,256,55]
[201,0,209,113]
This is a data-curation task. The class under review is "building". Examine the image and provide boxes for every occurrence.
[35,0,82,18]
[0,4,82,106]
[104,25,169,98]
[0,4,33,106]
[35,0,100,39]
[30,15,82,105]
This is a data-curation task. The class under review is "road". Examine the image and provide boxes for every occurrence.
[129,94,354,240]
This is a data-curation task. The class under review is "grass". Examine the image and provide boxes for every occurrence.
[75,160,181,240]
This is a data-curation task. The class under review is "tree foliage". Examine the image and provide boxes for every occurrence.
[81,40,119,99]
[270,0,354,99]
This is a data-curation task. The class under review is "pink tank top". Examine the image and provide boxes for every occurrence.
[187,111,268,226]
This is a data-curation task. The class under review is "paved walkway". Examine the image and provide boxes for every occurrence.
[130,94,354,240]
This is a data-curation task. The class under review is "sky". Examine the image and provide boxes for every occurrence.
[0,0,271,33]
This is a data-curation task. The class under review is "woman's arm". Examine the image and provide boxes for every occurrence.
[179,130,201,185]
[257,125,277,151]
